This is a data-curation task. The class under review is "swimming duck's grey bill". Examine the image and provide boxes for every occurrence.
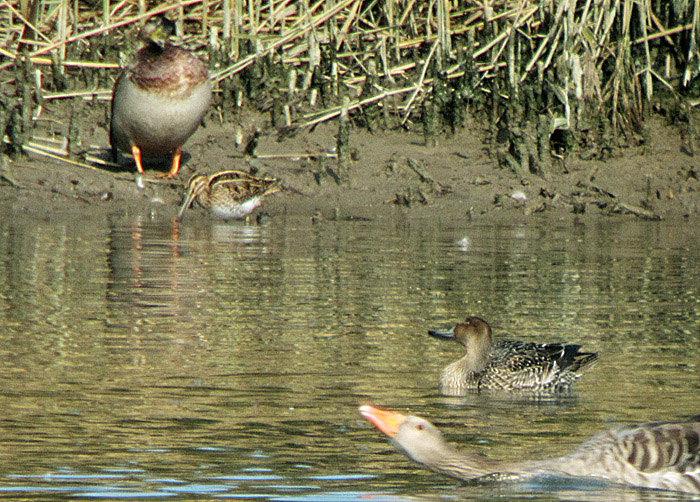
[428,327,455,340]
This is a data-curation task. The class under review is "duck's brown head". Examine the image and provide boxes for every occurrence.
[429,316,492,347]
[140,15,176,48]
[429,316,494,375]
[453,316,492,347]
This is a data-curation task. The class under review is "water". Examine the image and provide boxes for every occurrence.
[0,210,698,501]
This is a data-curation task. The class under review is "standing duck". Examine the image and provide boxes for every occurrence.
[428,316,598,394]
[110,15,211,178]
[359,405,700,493]
[177,170,280,220]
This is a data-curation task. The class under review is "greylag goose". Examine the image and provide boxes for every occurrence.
[360,405,700,493]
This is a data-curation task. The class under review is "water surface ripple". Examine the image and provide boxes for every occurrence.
[0,213,697,501]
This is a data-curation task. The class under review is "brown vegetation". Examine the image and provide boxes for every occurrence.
[1,1,700,219]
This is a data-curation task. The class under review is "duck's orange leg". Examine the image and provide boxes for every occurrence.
[161,147,182,178]
[131,145,145,174]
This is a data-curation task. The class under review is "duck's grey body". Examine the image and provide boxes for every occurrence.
[110,15,211,177]
[111,59,211,158]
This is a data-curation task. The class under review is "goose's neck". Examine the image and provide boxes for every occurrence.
[429,449,568,482]
[422,445,503,480]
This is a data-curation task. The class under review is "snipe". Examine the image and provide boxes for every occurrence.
[177,170,280,221]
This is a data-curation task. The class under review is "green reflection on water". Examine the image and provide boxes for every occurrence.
[0,213,697,500]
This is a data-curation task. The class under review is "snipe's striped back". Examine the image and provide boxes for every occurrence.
[177,170,280,220]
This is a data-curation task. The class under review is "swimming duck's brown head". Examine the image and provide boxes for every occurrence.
[454,316,492,346]
[429,316,492,348]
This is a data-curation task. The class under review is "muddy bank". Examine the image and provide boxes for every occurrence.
[2,100,699,224]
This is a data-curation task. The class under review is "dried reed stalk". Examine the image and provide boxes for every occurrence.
[1,0,699,171]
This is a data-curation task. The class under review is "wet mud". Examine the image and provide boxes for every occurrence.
[2,99,698,224]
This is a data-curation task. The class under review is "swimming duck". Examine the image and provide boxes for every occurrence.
[428,316,598,394]
[177,170,280,220]
[359,405,700,493]
[110,15,211,178]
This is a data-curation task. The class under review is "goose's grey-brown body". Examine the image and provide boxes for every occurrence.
[429,316,598,394]
[360,405,700,494]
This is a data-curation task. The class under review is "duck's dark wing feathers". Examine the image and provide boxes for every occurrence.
[486,340,598,390]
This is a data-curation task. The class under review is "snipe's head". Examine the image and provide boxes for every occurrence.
[185,173,211,193]
[140,14,175,48]
[176,174,211,221]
